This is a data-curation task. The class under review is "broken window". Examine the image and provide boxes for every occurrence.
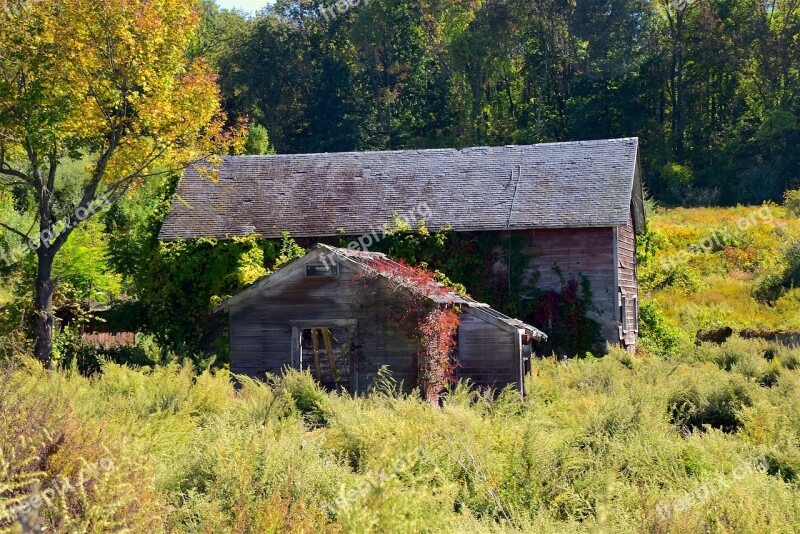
[296,326,354,389]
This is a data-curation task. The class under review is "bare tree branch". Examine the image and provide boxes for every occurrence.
[0,221,31,241]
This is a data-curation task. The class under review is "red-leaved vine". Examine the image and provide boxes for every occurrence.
[352,255,462,403]
[416,307,460,403]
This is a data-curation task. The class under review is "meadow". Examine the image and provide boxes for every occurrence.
[2,202,800,533]
[640,203,800,342]
[1,336,799,533]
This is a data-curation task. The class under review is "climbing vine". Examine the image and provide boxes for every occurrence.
[353,257,461,403]
[527,268,602,356]
[417,308,460,403]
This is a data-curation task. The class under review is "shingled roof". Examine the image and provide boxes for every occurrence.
[159,138,644,241]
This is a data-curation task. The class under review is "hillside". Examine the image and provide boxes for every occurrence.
[639,203,800,348]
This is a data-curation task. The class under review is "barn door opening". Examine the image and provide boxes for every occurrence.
[291,321,357,391]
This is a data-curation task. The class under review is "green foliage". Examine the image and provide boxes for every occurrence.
[754,241,800,303]
[0,359,166,531]
[786,189,800,217]
[275,369,332,428]
[641,205,800,334]
[272,231,306,270]
[669,373,753,434]
[205,0,800,206]
[637,301,680,357]
[243,123,275,155]
[104,177,306,358]
[528,270,602,356]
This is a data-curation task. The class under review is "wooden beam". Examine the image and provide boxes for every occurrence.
[515,328,525,395]
[321,328,338,380]
[311,329,322,382]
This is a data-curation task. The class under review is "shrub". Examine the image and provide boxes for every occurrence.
[0,360,166,531]
[638,301,680,357]
[276,369,332,428]
[755,241,800,302]
[669,372,754,434]
[785,189,800,217]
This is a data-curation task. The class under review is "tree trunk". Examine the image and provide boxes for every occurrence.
[33,248,57,364]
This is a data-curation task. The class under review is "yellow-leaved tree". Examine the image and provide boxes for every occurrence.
[0,0,237,362]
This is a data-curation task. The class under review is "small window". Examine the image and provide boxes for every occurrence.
[633,297,639,332]
[619,292,627,333]
[306,263,339,277]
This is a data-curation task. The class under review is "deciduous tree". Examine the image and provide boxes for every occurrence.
[0,0,231,363]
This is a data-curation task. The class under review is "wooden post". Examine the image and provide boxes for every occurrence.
[311,329,322,382]
[321,328,338,380]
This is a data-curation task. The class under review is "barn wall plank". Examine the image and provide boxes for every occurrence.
[617,211,639,351]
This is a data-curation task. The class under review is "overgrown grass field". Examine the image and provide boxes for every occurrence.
[3,203,800,532]
[640,204,800,340]
[2,337,800,533]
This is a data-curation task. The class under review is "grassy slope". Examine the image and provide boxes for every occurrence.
[642,204,800,340]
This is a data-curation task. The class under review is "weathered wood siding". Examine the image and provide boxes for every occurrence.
[617,211,639,351]
[229,263,420,392]
[514,227,619,346]
[457,312,518,388]
[229,263,363,378]
[228,261,522,393]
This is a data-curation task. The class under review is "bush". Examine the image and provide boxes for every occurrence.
[0,359,166,531]
[669,373,754,434]
[785,189,800,217]
[638,301,680,357]
[755,241,800,302]
[276,369,332,428]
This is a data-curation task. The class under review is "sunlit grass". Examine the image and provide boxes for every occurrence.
[3,339,800,532]
[644,203,800,335]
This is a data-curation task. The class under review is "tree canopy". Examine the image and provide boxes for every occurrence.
[0,0,229,361]
[208,0,800,205]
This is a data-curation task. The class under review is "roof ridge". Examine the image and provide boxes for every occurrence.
[217,137,639,161]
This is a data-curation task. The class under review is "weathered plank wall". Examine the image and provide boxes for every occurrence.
[457,312,517,387]
[513,227,619,346]
[617,212,639,351]
[228,260,524,393]
[229,264,361,378]
[229,263,424,393]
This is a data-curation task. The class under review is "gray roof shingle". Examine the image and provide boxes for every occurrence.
[159,138,641,240]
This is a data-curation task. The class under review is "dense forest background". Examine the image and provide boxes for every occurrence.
[198,0,800,206]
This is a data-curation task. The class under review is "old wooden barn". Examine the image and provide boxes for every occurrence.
[161,137,645,352]
[215,244,546,393]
